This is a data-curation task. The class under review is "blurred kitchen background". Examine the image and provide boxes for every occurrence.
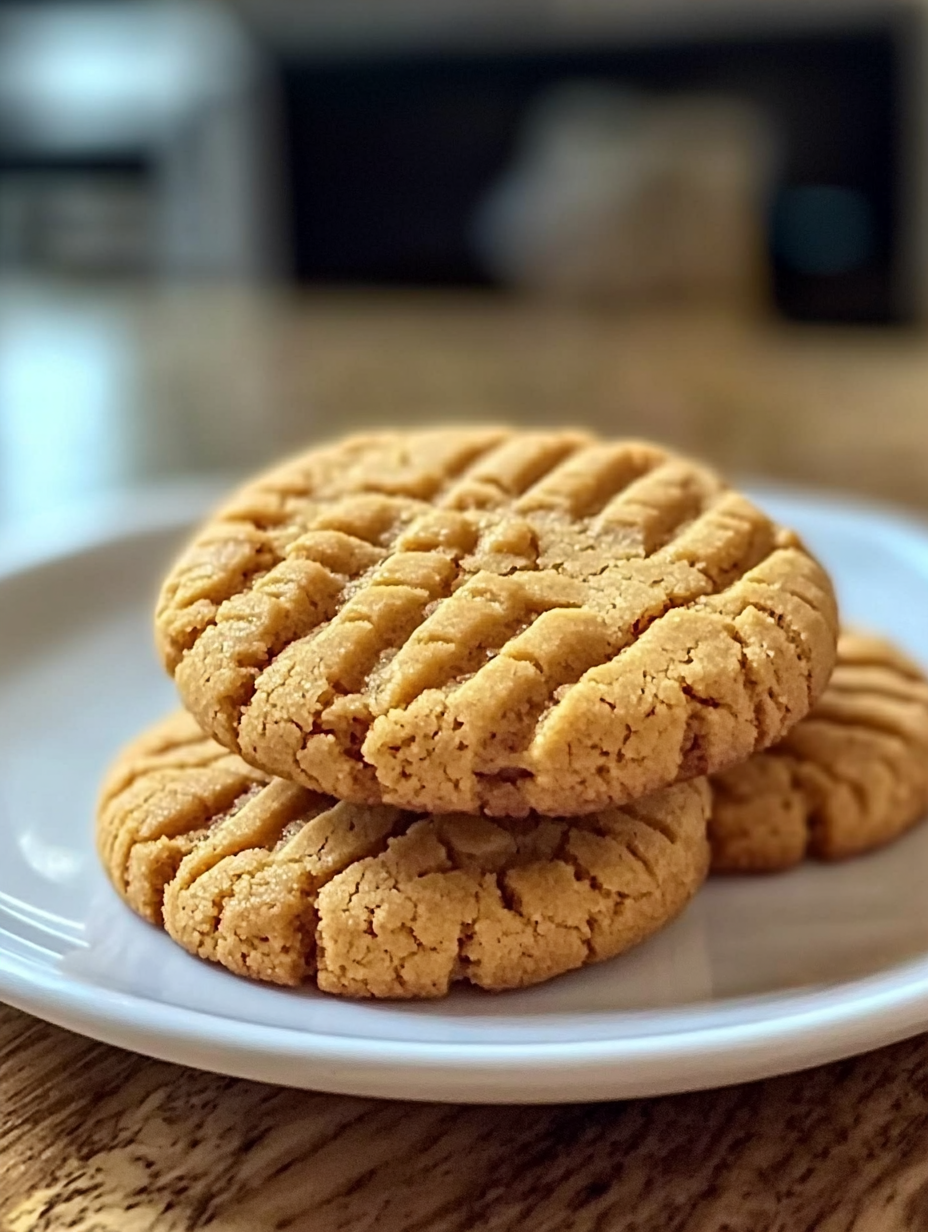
[2,0,928,528]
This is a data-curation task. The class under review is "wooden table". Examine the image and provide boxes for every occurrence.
[5,1006,928,1231]
[3,284,928,1231]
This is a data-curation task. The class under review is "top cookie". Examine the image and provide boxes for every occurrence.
[156,429,838,815]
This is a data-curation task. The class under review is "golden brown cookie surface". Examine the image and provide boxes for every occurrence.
[156,429,838,815]
[710,632,928,871]
[97,712,711,998]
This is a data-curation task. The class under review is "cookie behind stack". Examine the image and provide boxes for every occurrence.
[93,428,928,1000]
[711,630,928,870]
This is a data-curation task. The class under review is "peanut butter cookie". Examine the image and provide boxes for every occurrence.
[97,712,711,998]
[156,429,838,816]
[710,632,928,871]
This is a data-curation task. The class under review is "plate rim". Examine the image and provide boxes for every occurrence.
[3,481,928,1102]
[4,939,928,1102]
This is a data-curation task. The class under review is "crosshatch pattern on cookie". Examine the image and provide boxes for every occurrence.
[710,632,928,871]
[97,713,711,999]
[156,430,839,816]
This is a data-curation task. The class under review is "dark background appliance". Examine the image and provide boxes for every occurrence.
[260,11,920,324]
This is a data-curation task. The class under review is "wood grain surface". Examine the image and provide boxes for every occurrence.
[3,288,928,1230]
[4,1001,928,1232]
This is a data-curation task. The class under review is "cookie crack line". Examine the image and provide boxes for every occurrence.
[187,434,599,766]
[158,430,511,663]
[372,490,780,804]
[156,430,838,815]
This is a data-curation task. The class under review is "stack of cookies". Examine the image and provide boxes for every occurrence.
[97,430,928,998]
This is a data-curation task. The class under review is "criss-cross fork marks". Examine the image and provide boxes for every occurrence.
[709,632,928,871]
[97,714,711,997]
[157,430,838,815]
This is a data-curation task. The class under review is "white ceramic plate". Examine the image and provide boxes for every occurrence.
[2,482,928,1104]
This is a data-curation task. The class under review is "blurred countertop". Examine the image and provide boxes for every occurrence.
[1,280,928,530]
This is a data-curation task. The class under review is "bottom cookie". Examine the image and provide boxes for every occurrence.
[97,635,928,995]
[97,714,711,998]
[710,631,928,871]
